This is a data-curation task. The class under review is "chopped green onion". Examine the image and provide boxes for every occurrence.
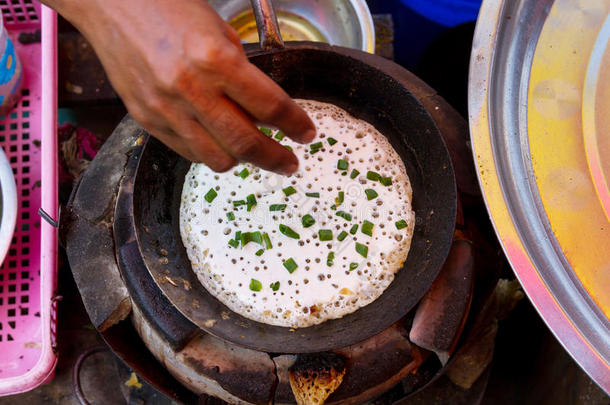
[355,242,368,258]
[349,262,358,271]
[282,186,296,196]
[274,131,285,140]
[349,224,358,234]
[310,141,323,149]
[204,188,217,203]
[255,248,265,256]
[269,204,287,212]
[262,232,272,250]
[283,258,298,273]
[327,251,335,266]
[238,168,250,179]
[284,145,293,151]
[270,281,280,291]
[279,224,300,239]
[330,204,337,210]
[310,141,323,151]
[365,189,378,201]
[235,231,242,241]
[350,169,360,179]
[366,171,381,181]
[251,231,263,244]
[337,231,348,241]
[380,177,393,186]
[395,219,408,230]
[226,212,235,221]
[318,229,333,241]
[228,239,239,248]
[249,278,262,291]
[341,172,347,176]
[241,231,263,247]
[337,159,349,170]
[258,127,272,136]
[233,200,246,207]
[335,191,344,206]
[305,192,320,198]
[251,231,263,245]
[246,194,257,212]
[336,211,352,221]
[361,220,374,236]
[301,214,315,228]
[327,137,337,146]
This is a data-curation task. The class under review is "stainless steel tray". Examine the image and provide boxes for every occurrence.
[469,0,610,393]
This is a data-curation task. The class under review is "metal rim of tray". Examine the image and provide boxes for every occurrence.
[469,0,610,393]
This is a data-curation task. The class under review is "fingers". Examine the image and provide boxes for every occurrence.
[189,95,300,175]
[166,116,238,172]
[144,113,237,172]
[127,90,238,172]
[222,61,316,144]
[223,23,244,49]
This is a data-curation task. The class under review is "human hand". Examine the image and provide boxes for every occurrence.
[44,0,315,174]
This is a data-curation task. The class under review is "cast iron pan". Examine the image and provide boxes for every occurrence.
[131,0,456,353]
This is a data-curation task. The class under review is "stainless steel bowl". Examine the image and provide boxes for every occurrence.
[207,0,375,53]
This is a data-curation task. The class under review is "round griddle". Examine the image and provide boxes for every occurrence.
[127,0,456,353]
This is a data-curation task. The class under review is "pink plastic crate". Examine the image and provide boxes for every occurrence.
[0,1,58,395]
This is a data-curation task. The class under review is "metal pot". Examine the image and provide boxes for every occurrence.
[207,0,375,53]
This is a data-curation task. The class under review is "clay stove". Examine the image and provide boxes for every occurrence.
[61,67,500,404]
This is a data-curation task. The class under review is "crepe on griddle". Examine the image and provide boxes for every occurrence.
[180,100,415,328]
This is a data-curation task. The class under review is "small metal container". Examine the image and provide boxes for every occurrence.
[207,0,375,53]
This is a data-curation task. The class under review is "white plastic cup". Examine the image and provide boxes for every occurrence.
[0,146,17,266]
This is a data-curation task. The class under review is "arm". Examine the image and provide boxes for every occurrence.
[41,0,315,174]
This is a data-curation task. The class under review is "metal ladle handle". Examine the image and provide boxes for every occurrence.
[249,0,284,50]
